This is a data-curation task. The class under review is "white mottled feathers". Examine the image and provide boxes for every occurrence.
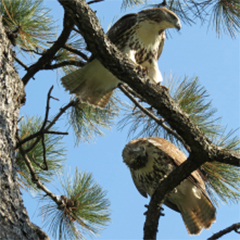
[122,137,216,235]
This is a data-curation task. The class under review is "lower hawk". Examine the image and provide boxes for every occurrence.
[61,7,181,108]
[122,137,216,235]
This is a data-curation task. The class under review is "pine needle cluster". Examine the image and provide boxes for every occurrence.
[16,116,66,192]
[0,0,55,50]
[40,168,111,240]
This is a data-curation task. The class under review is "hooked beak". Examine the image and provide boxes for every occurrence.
[176,22,181,31]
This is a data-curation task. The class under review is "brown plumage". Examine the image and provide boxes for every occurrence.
[61,7,181,108]
[122,137,216,235]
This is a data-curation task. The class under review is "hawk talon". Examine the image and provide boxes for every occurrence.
[136,65,148,76]
[161,85,169,91]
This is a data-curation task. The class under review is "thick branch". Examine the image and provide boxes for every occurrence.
[207,222,240,240]
[22,13,74,85]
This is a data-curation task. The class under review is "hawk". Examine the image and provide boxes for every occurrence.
[61,7,181,108]
[122,137,216,235]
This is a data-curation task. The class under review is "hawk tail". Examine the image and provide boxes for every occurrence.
[61,68,87,94]
[180,194,216,235]
[61,62,116,108]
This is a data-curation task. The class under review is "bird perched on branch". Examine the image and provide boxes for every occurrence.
[122,137,216,235]
[61,7,181,108]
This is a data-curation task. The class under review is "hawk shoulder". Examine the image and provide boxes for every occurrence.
[107,13,138,43]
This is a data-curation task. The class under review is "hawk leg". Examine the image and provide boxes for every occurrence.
[156,82,169,91]
[135,65,149,76]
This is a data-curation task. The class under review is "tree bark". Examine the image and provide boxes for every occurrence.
[0,17,49,240]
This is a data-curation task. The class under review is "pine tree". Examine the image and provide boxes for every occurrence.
[0,0,239,239]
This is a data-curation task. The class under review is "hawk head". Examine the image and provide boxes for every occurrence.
[122,141,148,170]
[139,7,181,30]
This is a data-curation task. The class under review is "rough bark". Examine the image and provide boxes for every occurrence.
[0,17,49,240]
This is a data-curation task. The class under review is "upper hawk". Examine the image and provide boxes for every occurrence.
[61,7,181,108]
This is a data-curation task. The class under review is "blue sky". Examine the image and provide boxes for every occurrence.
[21,0,239,239]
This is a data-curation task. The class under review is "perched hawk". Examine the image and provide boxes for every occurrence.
[122,137,216,235]
[61,7,181,108]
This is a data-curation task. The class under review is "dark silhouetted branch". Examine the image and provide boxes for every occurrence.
[43,60,85,69]
[17,138,63,205]
[207,222,240,240]
[16,87,74,151]
[63,43,89,61]
[22,13,74,85]
[14,56,29,71]
[87,0,104,5]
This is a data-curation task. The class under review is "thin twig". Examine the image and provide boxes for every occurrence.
[17,138,63,206]
[43,60,86,69]
[24,100,75,153]
[63,43,89,61]
[207,222,240,240]
[14,56,29,71]
[87,0,104,5]
[21,47,44,56]
[45,131,68,135]
[30,154,46,171]
[119,84,191,152]
[15,87,75,150]
[22,13,74,85]
[41,135,48,170]
[73,27,81,35]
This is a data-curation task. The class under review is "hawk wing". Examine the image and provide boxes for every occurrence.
[148,137,212,202]
[130,171,148,198]
[107,13,138,43]
[157,31,165,60]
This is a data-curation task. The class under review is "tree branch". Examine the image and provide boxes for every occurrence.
[43,60,86,69]
[17,138,63,206]
[87,0,104,5]
[119,84,191,152]
[63,43,89,61]
[57,0,240,238]
[16,87,74,151]
[22,13,74,85]
[14,56,29,71]
[207,222,240,240]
